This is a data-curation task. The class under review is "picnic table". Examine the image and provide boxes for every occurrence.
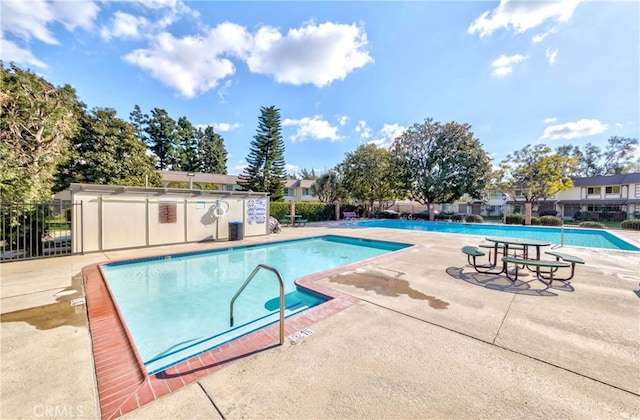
[280,214,308,227]
[461,236,584,285]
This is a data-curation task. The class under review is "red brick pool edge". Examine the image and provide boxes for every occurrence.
[83,261,364,419]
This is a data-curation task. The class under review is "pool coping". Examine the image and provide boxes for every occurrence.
[83,237,416,419]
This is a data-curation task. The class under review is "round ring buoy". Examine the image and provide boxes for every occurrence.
[214,206,225,218]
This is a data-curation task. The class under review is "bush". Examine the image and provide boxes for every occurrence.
[579,221,606,229]
[451,214,465,222]
[505,214,523,224]
[465,214,484,223]
[539,210,557,217]
[539,215,563,226]
[529,216,540,225]
[374,211,400,219]
[621,219,640,230]
[270,202,335,221]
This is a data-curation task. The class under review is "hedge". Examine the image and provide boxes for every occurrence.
[579,221,606,229]
[539,215,563,226]
[621,219,640,230]
[465,214,484,223]
[505,214,523,224]
[269,202,338,222]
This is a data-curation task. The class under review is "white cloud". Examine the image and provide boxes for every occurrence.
[212,122,240,132]
[532,28,557,43]
[491,54,526,77]
[0,0,99,66]
[245,22,373,87]
[546,48,558,65]
[285,164,299,174]
[124,23,250,98]
[123,20,371,97]
[338,115,348,126]
[1,0,99,45]
[540,119,609,140]
[101,12,149,41]
[230,163,247,175]
[615,122,624,128]
[367,123,406,148]
[354,120,371,139]
[469,0,582,37]
[282,115,342,142]
[543,117,558,124]
[0,37,48,68]
[217,80,232,102]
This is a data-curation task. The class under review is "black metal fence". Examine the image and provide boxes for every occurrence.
[0,201,81,263]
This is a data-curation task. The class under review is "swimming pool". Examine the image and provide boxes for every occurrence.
[354,220,640,251]
[100,235,409,374]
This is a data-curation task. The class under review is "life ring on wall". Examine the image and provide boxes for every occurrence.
[210,200,229,220]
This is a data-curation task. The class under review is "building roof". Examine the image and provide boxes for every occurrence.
[572,173,640,186]
[159,170,316,188]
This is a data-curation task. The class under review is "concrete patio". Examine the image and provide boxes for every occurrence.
[1,223,639,419]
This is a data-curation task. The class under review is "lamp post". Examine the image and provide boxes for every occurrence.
[502,193,509,224]
[187,172,195,190]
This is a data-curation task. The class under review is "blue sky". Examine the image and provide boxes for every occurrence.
[2,0,638,175]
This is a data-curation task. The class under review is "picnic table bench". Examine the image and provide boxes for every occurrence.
[279,214,308,227]
[343,211,359,220]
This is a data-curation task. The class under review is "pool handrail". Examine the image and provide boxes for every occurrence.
[229,263,285,346]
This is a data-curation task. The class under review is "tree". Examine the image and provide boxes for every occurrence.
[556,137,638,177]
[497,144,574,224]
[337,144,405,214]
[56,108,161,188]
[1,62,81,202]
[602,136,638,175]
[146,108,178,169]
[312,171,344,203]
[129,104,148,145]
[175,116,200,172]
[198,126,228,174]
[392,118,491,220]
[238,106,287,201]
[290,168,317,180]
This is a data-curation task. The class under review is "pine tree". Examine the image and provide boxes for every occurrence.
[176,116,200,172]
[198,126,228,174]
[146,108,178,169]
[238,106,287,201]
[129,104,148,145]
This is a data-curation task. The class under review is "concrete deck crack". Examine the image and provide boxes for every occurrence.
[197,381,226,420]
[492,292,516,345]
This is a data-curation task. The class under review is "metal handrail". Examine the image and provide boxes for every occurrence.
[229,264,285,345]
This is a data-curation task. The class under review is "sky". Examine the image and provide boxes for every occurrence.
[1,0,639,176]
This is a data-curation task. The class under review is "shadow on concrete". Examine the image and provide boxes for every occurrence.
[445,267,576,296]
[0,273,86,330]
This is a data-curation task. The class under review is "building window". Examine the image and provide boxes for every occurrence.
[587,187,601,195]
[605,186,620,194]
[302,188,311,196]
[284,188,294,197]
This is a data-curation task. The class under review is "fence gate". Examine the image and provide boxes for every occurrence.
[0,201,82,263]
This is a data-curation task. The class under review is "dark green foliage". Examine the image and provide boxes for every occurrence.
[620,219,640,230]
[57,108,160,188]
[539,210,558,217]
[465,214,484,223]
[579,221,606,229]
[392,118,491,220]
[1,62,81,202]
[198,126,227,174]
[238,106,287,201]
[338,144,406,214]
[529,216,540,225]
[269,202,335,221]
[539,215,563,226]
[175,116,199,172]
[312,171,344,203]
[505,214,524,224]
[129,105,148,144]
[556,136,639,176]
[146,108,178,169]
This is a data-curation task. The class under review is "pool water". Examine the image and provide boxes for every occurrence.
[355,220,639,251]
[101,235,409,374]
